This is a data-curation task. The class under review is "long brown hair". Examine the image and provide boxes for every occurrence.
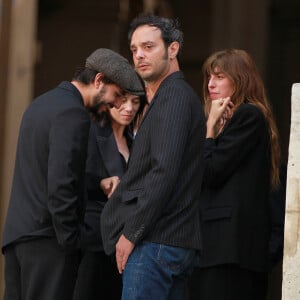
[202,49,280,189]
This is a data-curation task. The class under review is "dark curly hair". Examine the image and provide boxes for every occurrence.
[128,14,184,56]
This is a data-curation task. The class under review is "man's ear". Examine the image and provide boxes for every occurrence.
[168,41,179,60]
[94,72,104,88]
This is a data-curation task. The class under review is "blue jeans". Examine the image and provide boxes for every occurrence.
[122,242,196,300]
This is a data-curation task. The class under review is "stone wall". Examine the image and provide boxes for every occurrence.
[282,83,300,299]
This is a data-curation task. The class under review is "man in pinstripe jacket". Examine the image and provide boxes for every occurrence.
[101,15,206,299]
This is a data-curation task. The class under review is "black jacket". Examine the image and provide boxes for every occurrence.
[101,71,206,255]
[82,121,129,251]
[198,103,271,272]
[2,81,90,252]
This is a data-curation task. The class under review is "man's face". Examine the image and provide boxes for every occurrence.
[91,83,123,110]
[130,25,169,83]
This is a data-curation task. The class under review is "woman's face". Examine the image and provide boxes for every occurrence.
[207,68,235,100]
[109,93,141,126]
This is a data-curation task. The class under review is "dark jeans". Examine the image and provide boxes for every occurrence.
[3,237,79,300]
[122,242,196,300]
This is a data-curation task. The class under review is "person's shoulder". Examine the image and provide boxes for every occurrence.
[161,72,199,97]
[235,103,264,119]
[163,71,187,87]
[33,82,81,105]
[231,103,267,131]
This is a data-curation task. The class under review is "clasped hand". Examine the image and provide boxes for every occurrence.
[206,97,234,138]
[100,176,120,198]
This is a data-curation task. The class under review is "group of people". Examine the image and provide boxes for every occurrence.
[2,13,282,300]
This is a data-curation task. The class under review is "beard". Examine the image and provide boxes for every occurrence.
[139,49,169,83]
[86,86,109,121]
[87,86,107,112]
[93,86,106,107]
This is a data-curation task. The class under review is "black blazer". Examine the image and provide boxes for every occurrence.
[101,71,206,255]
[81,121,128,251]
[2,82,91,251]
[197,103,271,272]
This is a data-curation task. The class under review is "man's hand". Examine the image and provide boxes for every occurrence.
[115,234,135,274]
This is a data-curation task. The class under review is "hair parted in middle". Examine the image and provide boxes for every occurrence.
[202,48,281,189]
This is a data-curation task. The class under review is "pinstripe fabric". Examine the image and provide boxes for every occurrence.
[101,71,206,255]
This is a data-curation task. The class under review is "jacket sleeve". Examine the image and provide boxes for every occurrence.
[85,122,104,191]
[48,107,90,249]
[203,104,268,188]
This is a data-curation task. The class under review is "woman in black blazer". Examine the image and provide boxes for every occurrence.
[73,91,146,300]
[189,49,281,300]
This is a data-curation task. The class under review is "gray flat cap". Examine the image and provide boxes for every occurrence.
[85,48,145,96]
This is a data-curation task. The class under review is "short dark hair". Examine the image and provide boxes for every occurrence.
[72,67,115,85]
[128,14,184,56]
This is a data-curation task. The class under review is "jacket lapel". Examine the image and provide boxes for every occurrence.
[96,131,125,178]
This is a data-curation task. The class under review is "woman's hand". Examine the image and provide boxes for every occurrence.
[100,176,120,198]
[206,97,233,138]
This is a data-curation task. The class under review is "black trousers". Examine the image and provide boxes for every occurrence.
[73,250,122,300]
[188,264,268,300]
[3,237,80,300]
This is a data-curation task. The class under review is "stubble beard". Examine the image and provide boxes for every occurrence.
[138,49,169,83]
[87,86,107,114]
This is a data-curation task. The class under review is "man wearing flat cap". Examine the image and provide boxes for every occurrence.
[2,48,144,300]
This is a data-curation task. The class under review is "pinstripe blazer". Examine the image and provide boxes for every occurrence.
[101,71,206,255]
